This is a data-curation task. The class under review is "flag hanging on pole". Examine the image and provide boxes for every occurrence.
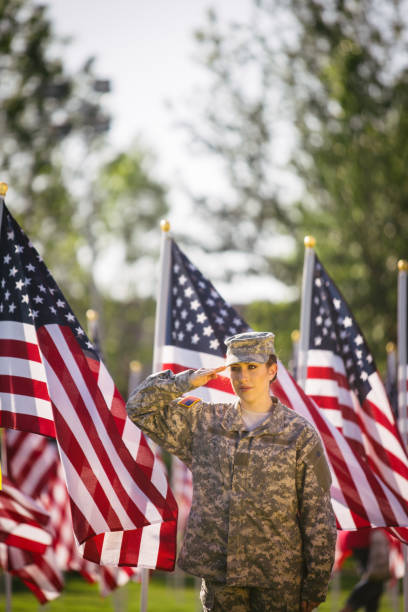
[156,235,408,538]
[397,259,408,444]
[0,199,178,569]
[297,245,408,538]
[156,238,249,401]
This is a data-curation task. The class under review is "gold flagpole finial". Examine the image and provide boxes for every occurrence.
[160,219,171,233]
[386,341,396,353]
[129,360,142,373]
[86,309,99,322]
[0,182,8,197]
[398,259,408,271]
[291,329,300,342]
[304,235,316,248]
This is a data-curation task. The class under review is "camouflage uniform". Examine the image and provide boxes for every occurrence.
[126,366,337,611]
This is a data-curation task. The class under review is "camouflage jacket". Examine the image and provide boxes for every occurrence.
[126,369,337,607]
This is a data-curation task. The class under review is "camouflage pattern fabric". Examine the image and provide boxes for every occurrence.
[225,331,276,366]
[126,369,337,608]
[200,579,297,611]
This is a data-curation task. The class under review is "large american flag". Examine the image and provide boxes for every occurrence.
[0,201,178,568]
[158,239,408,538]
[161,240,249,401]
[302,255,408,534]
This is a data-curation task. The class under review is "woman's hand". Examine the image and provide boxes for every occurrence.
[190,366,227,389]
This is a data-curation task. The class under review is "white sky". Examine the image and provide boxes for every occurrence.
[39,0,295,303]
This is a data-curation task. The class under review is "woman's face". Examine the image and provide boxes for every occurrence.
[229,361,277,403]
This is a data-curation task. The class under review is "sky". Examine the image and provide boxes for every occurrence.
[39,0,294,303]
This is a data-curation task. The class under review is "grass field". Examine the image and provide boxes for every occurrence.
[0,565,403,611]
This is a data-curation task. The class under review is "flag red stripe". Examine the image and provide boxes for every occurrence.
[0,338,41,361]
[0,411,55,437]
[0,375,50,400]
[307,365,349,388]
[4,534,48,554]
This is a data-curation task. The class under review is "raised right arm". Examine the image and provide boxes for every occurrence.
[126,369,198,464]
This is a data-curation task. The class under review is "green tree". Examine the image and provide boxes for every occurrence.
[186,0,408,369]
[0,0,169,393]
[0,0,112,295]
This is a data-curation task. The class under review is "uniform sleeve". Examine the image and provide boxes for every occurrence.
[126,368,200,466]
[296,429,337,604]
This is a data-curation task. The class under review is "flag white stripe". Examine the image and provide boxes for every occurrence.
[97,360,115,412]
[315,408,342,428]
[162,345,225,370]
[1,521,52,545]
[100,531,123,565]
[150,455,169,499]
[0,356,47,381]
[138,522,161,568]
[0,320,38,343]
[367,372,400,422]
[0,392,53,420]
[307,349,347,374]
[305,379,355,408]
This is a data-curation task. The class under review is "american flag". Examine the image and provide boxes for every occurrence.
[160,240,249,401]
[302,255,408,533]
[1,545,64,604]
[0,201,178,568]
[0,476,52,554]
[0,474,64,603]
[158,238,408,538]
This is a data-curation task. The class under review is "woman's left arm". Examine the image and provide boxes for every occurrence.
[297,431,337,606]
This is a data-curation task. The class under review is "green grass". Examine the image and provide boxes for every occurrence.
[0,565,403,611]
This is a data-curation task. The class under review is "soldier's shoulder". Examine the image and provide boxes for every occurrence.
[276,398,319,438]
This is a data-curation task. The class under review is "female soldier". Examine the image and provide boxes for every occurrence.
[126,331,336,612]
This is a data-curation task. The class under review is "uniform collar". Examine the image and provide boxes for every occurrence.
[220,396,285,434]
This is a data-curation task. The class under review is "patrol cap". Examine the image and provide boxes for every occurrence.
[224,331,276,366]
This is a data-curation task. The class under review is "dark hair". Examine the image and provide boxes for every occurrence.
[267,354,278,383]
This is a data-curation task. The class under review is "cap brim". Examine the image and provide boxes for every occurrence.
[225,354,267,366]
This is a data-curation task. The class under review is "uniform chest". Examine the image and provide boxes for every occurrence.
[192,425,298,492]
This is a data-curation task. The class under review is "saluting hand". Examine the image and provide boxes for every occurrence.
[190,366,227,389]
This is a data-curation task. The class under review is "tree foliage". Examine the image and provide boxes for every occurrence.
[0,0,169,391]
[188,0,408,368]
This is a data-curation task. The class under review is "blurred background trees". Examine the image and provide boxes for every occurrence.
[0,0,168,393]
[2,0,408,387]
[186,0,408,370]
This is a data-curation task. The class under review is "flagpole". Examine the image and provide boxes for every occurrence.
[297,236,316,389]
[398,259,408,612]
[0,183,11,612]
[152,220,171,372]
[139,220,172,612]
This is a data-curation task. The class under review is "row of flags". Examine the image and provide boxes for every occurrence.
[155,235,408,542]
[0,195,408,600]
